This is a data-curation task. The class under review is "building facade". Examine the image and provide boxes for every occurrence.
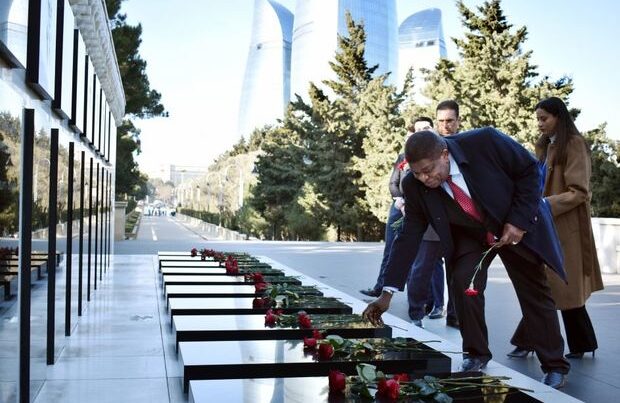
[290,0,397,100]
[398,8,447,100]
[0,0,123,400]
[237,0,293,140]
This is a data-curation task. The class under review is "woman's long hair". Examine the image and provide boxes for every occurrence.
[534,97,584,166]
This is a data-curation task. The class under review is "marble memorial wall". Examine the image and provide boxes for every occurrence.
[0,0,122,400]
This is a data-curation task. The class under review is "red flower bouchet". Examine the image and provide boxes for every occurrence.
[297,311,312,329]
[253,297,272,308]
[254,282,268,292]
[225,256,239,275]
[312,329,324,340]
[464,245,496,297]
[245,272,264,283]
[264,309,279,327]
[328,370,347,393]
[190,248,198,257]
[464,288,479,296]
[303,337,317,349]
[318,343,335,360]
[377,379,400,399]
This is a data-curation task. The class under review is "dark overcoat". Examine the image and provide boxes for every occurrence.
[383,127,566,289]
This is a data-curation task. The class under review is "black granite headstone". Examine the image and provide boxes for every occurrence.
[179,338,451,391]
[168,297,352,317]
[173,314,392,345]
[164,285,323,300]
[162,275,301,286]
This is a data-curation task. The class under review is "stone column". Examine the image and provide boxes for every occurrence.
[114,201,128,241]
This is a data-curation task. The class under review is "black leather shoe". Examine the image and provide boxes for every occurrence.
[542,371,566,389]
[507,347,534,358]
[359,288,381,297]
[428,307,445,319]
[565,350,595,359]
[446,316,460,328]
[459,357,489,372]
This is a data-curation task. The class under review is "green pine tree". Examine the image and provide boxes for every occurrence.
[423,0,573,146]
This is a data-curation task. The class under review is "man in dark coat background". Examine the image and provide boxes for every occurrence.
[362,128,570,389]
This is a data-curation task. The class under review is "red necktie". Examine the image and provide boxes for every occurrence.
[446,176,495,245]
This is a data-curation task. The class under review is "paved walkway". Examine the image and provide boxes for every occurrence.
[2,214,618,402]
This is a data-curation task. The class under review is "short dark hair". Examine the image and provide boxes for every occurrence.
[406,116,434,132]
[436,100,460,117]
[405,130,447,163]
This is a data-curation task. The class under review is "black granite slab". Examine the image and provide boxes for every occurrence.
[160,267,284,277]
[164,284,323,300]
[189,374,543,402]
[179,338,451,391]
[159,260,273,270]
[173,314,392,345]
[168,297,352,317]
[162,274,301,286]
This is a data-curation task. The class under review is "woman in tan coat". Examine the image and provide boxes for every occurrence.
[508,97,604,359]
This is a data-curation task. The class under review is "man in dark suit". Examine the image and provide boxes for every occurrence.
[362,128,570,388]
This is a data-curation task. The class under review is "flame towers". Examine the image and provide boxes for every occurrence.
[238,0,293,140]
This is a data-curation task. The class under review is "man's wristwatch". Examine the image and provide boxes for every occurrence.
[382,288,395,296]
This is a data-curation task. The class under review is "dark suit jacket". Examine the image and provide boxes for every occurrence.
[383,127,566,290]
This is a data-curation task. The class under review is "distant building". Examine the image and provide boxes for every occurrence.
[169,165,210,186]
[398,8,447,101]
[238,0,293,140]
[290,0,398,100]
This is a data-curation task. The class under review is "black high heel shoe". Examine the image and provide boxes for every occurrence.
[507,347,534,358]
[565,350,596,359]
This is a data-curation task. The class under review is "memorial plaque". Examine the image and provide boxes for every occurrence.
[173,314,392,345]
[189,375,543,403]
[164,285,323,301]
[179,338,451,391]
[160,267,284,277]
[169,297,352,317]
[162,274,301,287]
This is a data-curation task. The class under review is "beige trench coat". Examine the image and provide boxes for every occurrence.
[544,135,604,310]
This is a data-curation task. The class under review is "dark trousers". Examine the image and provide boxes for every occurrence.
[373,203,402,292]
[450,242,570,374]
[512,305,598,354]
[425,262,445,310]
[406,240,444,320]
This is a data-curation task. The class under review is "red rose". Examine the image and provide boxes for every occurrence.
[255,282,268,292]
[378,379,400,399]
[312,329,324,340]
[298,312,312,329]
[318,343,334,360]
[464,287,479,296]
[190,248,197,257]
[328,369,347,393]
[264,309,279,327]
[392,373,409,383]
[397,159,409,171]
[303,337,317,349]
[252,273,264,283]
[253,297,271,308]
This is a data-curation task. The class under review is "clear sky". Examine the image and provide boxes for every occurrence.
[121,0,620,179]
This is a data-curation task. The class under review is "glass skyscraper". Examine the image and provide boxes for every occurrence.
[398,8,447,100]
[238,0,293,140]
[290,0,397,100]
